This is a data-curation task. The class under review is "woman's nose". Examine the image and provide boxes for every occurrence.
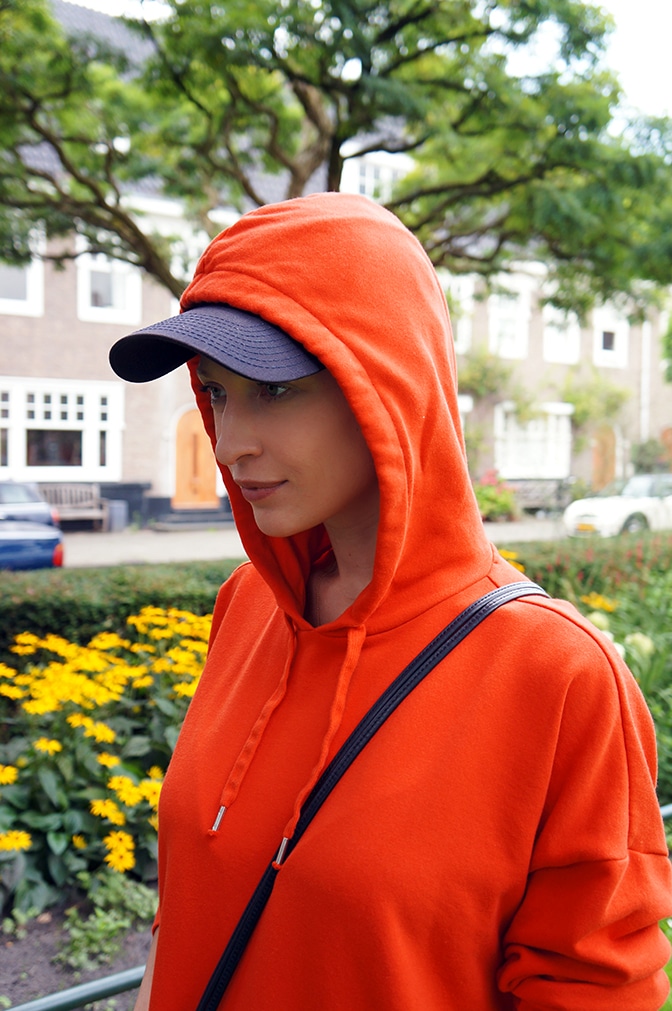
[214,406,262,466]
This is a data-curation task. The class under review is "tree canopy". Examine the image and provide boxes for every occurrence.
[1,0,672,311]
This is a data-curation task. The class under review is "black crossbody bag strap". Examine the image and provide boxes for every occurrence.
[196,580,547,1011]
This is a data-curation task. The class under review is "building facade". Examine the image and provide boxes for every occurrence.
[447,270,672,497]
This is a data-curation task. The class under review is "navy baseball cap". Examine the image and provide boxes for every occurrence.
[109,303,323,383]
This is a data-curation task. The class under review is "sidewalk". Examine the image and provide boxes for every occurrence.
[62,517,565,568]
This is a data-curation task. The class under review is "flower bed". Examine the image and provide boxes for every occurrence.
[0,607,211,914]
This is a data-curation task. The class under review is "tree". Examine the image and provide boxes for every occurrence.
[1,0,672,308]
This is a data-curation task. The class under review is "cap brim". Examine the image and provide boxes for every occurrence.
[109,304,323,383]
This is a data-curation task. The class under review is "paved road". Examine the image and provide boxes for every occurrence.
[62,517,565,568]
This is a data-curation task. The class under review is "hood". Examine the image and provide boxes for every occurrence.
[183,193,492,633]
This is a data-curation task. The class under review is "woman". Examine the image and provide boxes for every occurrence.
[110,193,672,1010]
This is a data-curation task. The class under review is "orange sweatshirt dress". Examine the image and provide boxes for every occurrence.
[147,193,672,1010]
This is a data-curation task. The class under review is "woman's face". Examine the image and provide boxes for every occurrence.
[196,357,379,541]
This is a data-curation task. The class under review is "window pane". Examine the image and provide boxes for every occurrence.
[90,270,113,308]
[26,430,82,466]
[0,264,28,300]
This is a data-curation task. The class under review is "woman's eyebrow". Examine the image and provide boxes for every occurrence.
[195,366,217,383]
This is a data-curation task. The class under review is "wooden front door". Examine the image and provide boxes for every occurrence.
[173,410,220,509]
[591,424,616,491]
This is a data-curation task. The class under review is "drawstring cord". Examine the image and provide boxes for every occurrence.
[273,624,366,868]
[210,624,297,833]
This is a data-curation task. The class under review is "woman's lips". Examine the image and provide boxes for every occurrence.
[236,481,286,503]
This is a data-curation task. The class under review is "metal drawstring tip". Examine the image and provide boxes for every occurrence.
[211,805,226,832]
[273,837,290,868]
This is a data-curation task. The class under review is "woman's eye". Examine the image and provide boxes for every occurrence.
[200,384,226,404]
[260,383,290,400]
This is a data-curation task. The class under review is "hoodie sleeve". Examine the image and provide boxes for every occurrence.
[497,640,672,1010]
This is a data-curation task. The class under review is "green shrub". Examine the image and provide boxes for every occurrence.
[472,470,518,521]
[0,560,239,665]
[505,533,672,804]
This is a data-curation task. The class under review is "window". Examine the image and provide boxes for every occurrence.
[494,401,574,479]
[0,377,124,481]
[0,263,27,300]
[592,306,628,368]
[27,430,82,466]
[442,272,476,355]
[339,145,413,203]
[76,251,142,325]
[0,257,44,318]
[542,305,581,364]
[487,277,535,360]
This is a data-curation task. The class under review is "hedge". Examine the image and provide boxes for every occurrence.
[0,560,242,665]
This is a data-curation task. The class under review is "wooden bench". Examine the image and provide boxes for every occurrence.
[39,482,110,531]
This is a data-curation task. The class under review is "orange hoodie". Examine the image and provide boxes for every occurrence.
[148,193,672,1010]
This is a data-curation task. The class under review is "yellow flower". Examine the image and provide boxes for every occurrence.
[22,698,60,716]
[0,764,19,786]
[67,713,93,729]
[139,779,162,809]
[148,766,164,781]
[33,738,63,755]
[108,775,144,807]
[499,549,526,573]
[88,632,132,651]
[0,829,32,852]
[90,799,126,826]
[148,813,159,832]
[174,680,198,698]
[10,632,40,655]
[84,721,116,744]
[131,675,154,689]
[97,753,121,768]
[103,830,135,873]
[72,834,87,850]
[580,592,618,613]
[0,684,25,699]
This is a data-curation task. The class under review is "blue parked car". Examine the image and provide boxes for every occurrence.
[0,480,60,526]
[0,519,64,570]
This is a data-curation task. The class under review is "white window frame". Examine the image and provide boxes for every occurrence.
[0,375,124,482]
[494,400,574,479]
[592,304,629,369]
[441,271,476,355]
[487,276,534,360]
[76,247,142,326]
[339,145,413,202]
[0,246,45,319]
[542,304,581,364]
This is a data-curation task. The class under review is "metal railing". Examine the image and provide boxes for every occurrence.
[9,804,672,1010]
[8,965,145,1011]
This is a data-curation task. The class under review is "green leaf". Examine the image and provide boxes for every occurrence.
[46,831,69,856]
[36,766,61,807]
[121,735,151,758]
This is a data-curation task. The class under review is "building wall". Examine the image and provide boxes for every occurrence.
[450,272,671,488]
